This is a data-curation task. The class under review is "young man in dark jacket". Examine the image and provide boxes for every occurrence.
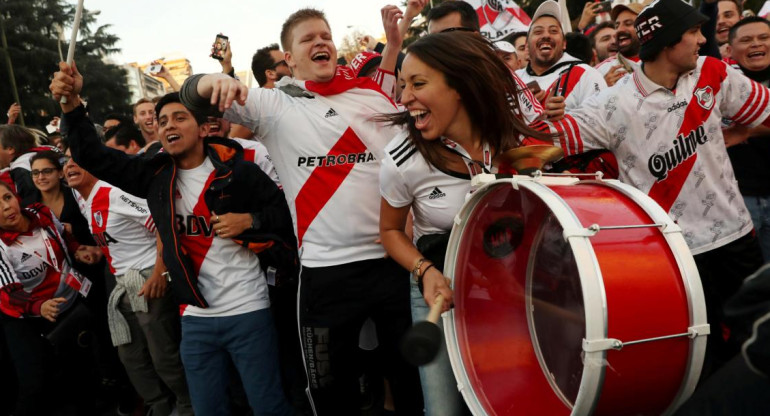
[51,61,295,416]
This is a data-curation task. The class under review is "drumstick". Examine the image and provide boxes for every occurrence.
[60,0,85,104]
[400,294,445,366]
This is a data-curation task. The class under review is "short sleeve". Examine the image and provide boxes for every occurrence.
[111,190,155,233]
[224,87,287,139]
[379,150,413,209]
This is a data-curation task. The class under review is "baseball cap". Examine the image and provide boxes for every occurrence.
[532,0,563,23]
[349,51,382,78]
[636,0,708,61]
[493,41,517,54]
[611,0,651,21]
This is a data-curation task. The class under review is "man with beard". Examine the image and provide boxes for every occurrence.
[516,0,606,110]
[596,1,650,86]
[252,44,292,89]
[588,21,617,66]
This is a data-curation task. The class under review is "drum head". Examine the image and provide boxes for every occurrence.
[447,182,582,415]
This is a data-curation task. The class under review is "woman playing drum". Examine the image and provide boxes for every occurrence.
[378,31,548,415]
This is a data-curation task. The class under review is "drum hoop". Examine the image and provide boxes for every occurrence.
[443,177,610,416]
[515,180,608,416]
[583,180,708,415]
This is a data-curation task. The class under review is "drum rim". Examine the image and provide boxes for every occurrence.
[443,176,609,416]
[588,179,708,415]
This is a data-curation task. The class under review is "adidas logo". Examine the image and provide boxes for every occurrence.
[324,108,338,118]
[20,253,31,262]
[428,187,446,200]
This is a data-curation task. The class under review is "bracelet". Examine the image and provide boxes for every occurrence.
[420,263,435,278]
[411,257,426,276]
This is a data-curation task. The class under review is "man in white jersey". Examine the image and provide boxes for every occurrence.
[178,8,423,415]
[51,62,296,413]
[64,152,192,416]
[516,1,607,110]
[529,0,767,374]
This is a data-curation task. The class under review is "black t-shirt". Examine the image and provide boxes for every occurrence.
[728,66,770,196]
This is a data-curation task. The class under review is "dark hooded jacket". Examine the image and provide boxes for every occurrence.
[62,104,298,307]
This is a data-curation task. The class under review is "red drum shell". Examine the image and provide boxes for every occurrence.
[443,177,706,416]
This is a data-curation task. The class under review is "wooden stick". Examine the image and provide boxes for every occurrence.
[61,0,84,104]
[426,293,444,324]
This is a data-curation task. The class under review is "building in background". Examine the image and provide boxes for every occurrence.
[136,52,194,92]
[123,64,165,103]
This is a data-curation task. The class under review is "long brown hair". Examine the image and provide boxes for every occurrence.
[379,32,551,171]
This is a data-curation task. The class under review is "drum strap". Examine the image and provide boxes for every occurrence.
[441,138,493,177]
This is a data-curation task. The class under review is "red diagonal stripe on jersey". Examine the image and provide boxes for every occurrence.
[295,127,367,247]
[91,187,115,274]
[180,171,218,277]
[648,58,726,212]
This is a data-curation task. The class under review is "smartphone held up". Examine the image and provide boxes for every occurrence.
[211,34,229,61]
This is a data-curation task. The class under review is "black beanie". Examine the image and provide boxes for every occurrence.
[635,0,708,61]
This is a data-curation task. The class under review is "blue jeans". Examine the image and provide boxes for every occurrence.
[410,277,465,416]
[180,309,291,416]
[744,195,770,263]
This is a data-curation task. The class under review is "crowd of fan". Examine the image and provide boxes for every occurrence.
[3,0,770,415]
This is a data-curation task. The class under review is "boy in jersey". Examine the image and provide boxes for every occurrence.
[51,64,296,414]
[179,8,422,415]
[531,0,768,373]
[63,151,192,416]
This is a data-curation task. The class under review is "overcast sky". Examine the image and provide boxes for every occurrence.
[71,0,392,78]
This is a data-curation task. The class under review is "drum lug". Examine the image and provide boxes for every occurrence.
[687,324,711,338]
[583,338,623,352]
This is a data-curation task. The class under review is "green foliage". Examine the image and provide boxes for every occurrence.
[0,0,131,128]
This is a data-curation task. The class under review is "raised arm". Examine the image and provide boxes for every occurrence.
[50,61,155,198]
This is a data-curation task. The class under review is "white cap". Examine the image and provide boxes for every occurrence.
[493,41,516,54]
[531,0,571,34]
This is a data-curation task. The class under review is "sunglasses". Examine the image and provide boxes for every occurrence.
[270,60,287,69]
[440,27,475,33]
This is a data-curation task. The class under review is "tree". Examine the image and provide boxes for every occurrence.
[0,0,131,129]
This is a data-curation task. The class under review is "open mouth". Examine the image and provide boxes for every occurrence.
[66,170,81,181]
[748,51,766,59]
[208,122,221,133]
[409,109,431,130]
[617,33,631,47]
[537,41,554,53]
[166,134,181,144]
[312,52,331,63]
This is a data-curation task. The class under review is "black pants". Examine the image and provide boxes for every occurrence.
[299,258,423,415]
[694,231,764,377]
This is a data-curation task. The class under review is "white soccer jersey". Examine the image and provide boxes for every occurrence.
[512,71,545,123]
[80,180,156,276]
[230,138,281,188]
[516,53,607,110]
[380,132,472,241]
[225,71,402,267]
[174,157,269,317]
[539,57,770,254]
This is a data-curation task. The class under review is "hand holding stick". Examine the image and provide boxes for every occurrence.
[60,0,84,104]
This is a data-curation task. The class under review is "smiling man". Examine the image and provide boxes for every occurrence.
[516,0,606,110]
[132,98,158,145]
[51,63,298,414]
[716,0,742,46]
[178,8,423,415]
